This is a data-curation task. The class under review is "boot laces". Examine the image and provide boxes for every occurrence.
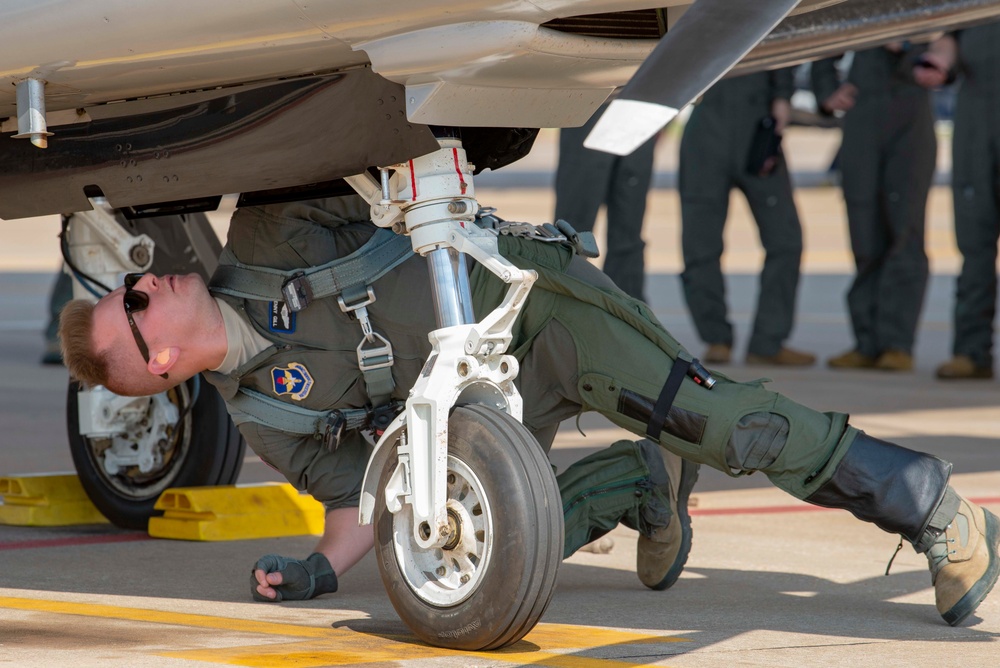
[884,523,957,577]
[925,523,957,578]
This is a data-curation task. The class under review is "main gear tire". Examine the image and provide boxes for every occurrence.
[373,404,563,650]
[66,375,245,529]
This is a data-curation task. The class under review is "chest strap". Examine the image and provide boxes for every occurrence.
[210,228,411,408]
[228,387,402,450]
[210,228,412,312]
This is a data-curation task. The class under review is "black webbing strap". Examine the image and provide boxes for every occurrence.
[645,357,691,442]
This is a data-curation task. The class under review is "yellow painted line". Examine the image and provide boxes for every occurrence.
[0,595,687,667]
[0,596,333,638]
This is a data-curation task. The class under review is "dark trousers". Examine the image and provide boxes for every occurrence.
[950,90,1000,368]
[839,93,936,356]
[554,107,656,302]
[679,110,803,357]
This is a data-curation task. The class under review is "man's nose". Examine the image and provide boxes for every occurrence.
[136,274,159,291]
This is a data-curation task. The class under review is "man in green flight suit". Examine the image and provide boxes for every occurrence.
[913,24,1000,380]
[61,195,999,627]
[813,45,937,372]
[679,68,815,368]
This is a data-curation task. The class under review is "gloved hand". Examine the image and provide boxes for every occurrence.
[250,552,338,602]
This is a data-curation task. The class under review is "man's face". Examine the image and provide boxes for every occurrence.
[92,273,213,371]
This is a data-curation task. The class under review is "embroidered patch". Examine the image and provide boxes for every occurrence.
[271,362,314,401]
[269,301,296,333]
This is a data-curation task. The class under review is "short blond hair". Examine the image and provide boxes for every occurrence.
[59,300,109,387]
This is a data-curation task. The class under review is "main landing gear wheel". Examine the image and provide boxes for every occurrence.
[66,376,245,530]
[374,404,563,650]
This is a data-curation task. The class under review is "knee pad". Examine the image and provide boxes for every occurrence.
[725,411,790,474]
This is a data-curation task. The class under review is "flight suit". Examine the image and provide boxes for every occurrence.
[813,48,937,358]
[204,196,954,561]
[679,70,804,358]
[554,101,657,302]
[948,24,1000,370]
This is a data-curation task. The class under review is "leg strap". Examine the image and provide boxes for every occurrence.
[646,357,691,442]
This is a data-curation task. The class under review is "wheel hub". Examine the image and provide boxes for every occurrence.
[391,456,493,607]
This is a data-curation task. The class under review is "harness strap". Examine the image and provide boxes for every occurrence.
[645,357,692,442]
[211,228,409,410]
[228,387,398,450]
[209,228,412,312]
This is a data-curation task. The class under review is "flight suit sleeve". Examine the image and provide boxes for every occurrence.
[810,57,842,113]
[238,421,372,510]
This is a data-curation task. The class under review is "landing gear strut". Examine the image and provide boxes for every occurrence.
[351,137,563,649]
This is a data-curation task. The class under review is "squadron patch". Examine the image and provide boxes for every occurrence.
[269,301,296,333]
[271,362,314,401]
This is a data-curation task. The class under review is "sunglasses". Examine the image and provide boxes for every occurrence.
[123,273,168,379]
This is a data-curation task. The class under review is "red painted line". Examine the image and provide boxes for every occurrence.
[0,533,151,551]
[408,159,417,200]
[692,504,830,517]
[691,496,1000,517]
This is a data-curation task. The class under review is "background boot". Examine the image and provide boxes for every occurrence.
[636,441,699,590]
[874,349,913,371]
[703,343,731,364]
[745,347,816,367]
[935,355,994,380]
[827,349,876,369]
[926,495,1000,626]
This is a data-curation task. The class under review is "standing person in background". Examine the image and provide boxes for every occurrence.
[813,44,937,372]
[554,101,658,302]
[678,68,815,367]
[913,26,1000,380]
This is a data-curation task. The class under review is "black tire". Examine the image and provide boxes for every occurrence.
[66,375,245,530]
[374,404,563,650]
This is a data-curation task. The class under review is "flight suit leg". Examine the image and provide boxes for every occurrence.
[679,113,736,348]
[951,96,1000,368]
[555,113,614,237]
[839,104,888,357]
[737,160,804,357]
[604,136,656,301]
[518,278,662,558]
[874,100,934,354]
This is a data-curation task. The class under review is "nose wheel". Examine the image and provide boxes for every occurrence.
[374,404,563,650]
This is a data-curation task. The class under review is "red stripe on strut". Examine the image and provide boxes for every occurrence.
[452,148,467,194]
[408,160,417,200]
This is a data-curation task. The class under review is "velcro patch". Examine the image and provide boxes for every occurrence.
[269,301,296,333]
[271,362,314,401]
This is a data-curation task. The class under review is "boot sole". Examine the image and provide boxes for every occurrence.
[647,459,700,591]
[943,508,1000,626]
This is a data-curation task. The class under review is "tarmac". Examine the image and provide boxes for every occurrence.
[0,126,998,667]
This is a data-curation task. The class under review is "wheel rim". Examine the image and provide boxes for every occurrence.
[82,383,193,500]
[391,455,494,607]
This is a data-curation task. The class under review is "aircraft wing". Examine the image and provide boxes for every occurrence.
[1,0,1000,219]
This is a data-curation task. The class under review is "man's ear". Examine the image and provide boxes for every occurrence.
[147,346,180,376]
